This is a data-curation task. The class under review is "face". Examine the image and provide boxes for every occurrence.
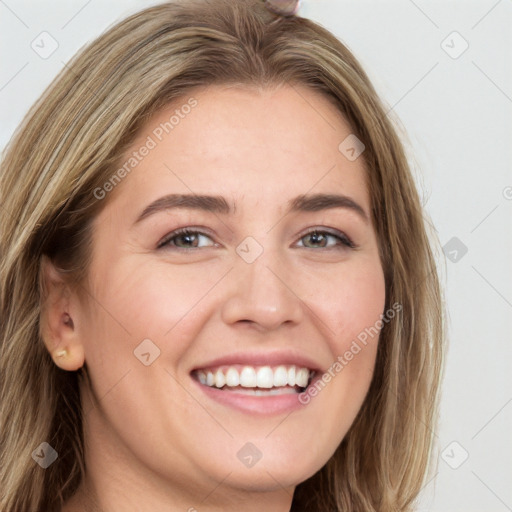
[69,84,386,507]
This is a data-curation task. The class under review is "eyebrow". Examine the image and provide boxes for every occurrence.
[132,192,369,226]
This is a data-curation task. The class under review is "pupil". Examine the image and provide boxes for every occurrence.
[181,233,196,246]
[309,232,325,247]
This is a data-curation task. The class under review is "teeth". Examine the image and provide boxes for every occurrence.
[273,365,288,387]
[214,369,225,388]
[295,368,309,388]
[256,366,273,388]
[240,366,257,387]
[288,366,296,387]
[225,368,239,387]
[195,365,314,391]
[228,387,298,396]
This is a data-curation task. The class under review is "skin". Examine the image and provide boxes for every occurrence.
[42,83,386,512]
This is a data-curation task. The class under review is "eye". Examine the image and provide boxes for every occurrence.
[296,228,356,250]
[157,228,216,250]
[157,227,357,251]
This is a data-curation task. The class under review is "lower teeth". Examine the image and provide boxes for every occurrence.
[216,385,301,396]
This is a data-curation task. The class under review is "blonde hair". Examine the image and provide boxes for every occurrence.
[0,1,444,510]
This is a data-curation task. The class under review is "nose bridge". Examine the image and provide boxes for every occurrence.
[220,237,303,330]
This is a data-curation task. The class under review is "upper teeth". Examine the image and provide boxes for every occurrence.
[195,365,312,389]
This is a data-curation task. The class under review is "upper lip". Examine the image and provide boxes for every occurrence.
[191,349,323,373]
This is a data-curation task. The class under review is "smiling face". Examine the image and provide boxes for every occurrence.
[62,83,386,510]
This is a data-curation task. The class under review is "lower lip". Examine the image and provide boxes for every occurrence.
[192,377,315,415]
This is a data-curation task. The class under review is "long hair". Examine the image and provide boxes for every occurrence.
[0,1,444,510]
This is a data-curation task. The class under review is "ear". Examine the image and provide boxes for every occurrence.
[39,254,85,371]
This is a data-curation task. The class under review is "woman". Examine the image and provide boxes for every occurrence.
[0,1,444,510]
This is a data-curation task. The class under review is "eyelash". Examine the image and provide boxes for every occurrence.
[157,227,357,251]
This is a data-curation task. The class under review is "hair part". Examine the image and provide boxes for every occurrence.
[0,1,444,510]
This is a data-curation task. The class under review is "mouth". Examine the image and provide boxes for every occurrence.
[189,351,323,415]
[191,364,316,396]
[192,365,316,396]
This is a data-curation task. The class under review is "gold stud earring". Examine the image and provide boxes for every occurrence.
[55,349,68,358]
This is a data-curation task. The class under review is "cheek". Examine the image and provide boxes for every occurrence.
[310,257,386,352]
[77,259,201,400]
[86,257,210,339]
[308,257,386,408]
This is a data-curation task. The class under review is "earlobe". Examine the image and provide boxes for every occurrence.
[39,255,86,371]
[50,343,85,371]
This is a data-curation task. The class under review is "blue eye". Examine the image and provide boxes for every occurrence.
[157,227,356,251]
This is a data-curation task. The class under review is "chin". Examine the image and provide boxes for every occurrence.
[221,462,320,493]
[207,444,327,492]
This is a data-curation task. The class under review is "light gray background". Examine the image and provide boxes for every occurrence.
[1,1,511,511]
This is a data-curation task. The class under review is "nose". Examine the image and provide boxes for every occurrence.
[220,245,304,332]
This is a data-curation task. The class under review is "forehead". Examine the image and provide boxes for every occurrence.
[101,83,369,220]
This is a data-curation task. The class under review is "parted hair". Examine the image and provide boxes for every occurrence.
[0,1,444,510]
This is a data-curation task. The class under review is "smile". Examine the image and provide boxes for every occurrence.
[192,364,316,395]
[189,352,322,415]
